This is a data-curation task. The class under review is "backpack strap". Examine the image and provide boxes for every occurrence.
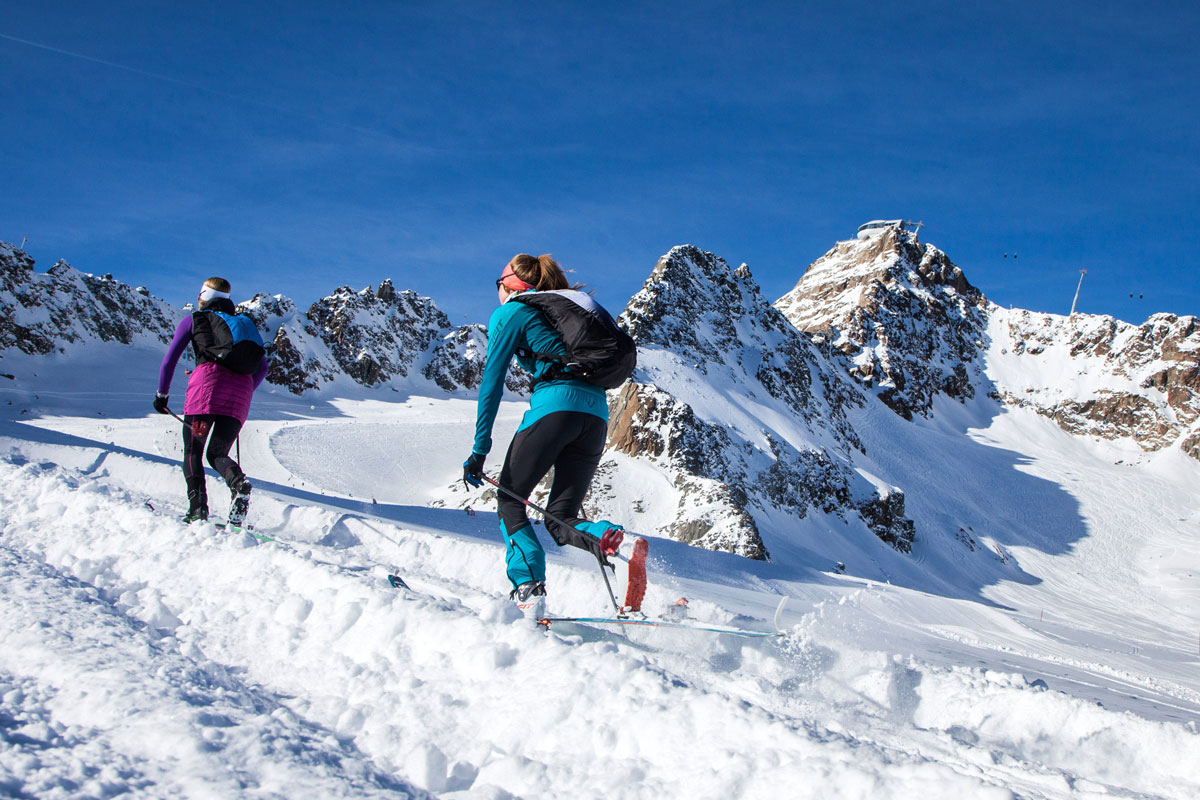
[515,347,579,386]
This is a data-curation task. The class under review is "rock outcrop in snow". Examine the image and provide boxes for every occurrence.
[603,245,916,558]
[992,309,1200,460]
[775,225,990,420]
[240,281,525,396]
[0,243,178,355]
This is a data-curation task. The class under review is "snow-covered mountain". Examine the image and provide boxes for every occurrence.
[0,242,177,355]
[990,308,1200,460]
[774,224,989,420]
[3,238,1199,799]
[0,243,514,399]
[598,245,914,559]
[776,224,1200,462]
[5,232,1194,573]
[238,281,522,396]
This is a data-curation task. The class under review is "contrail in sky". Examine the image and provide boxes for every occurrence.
[0,31,427,147]
[0,31,240,96]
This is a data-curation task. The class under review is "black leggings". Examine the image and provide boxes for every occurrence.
[498,411,607,554]
[182,414,245,487]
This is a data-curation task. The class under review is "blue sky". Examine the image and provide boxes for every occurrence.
[2,1,1197,326]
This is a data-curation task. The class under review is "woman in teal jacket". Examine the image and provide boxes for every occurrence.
[463,253,625,618]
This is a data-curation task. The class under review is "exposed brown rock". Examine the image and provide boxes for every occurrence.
[775,226,989,420]
[1003,310,1200,460]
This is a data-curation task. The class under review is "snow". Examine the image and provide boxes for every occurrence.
[0,543,424,799]
[2,345,1199,799]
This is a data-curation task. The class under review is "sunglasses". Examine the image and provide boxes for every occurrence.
[497,265,534,292]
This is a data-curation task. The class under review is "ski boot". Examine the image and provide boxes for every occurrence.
[183,480,208,523]
[227,475,252,527]
[182,507,209,524]
[510,580,547,621]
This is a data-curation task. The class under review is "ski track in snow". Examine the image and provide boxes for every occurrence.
[0,542,427,800]
[1,385,1200,798]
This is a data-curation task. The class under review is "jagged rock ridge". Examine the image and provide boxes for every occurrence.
[239,280,514,396]
[604,245,916,559]
[0,242,511,398]
[773,226,1199,461]
[0,243,177,355]
[993,309,1200,460]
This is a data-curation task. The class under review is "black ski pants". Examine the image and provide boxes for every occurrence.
[498,410,607,557]
[182,414,246,488]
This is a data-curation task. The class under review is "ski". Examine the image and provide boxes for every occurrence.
[537,615,781,639]
[213,521,276,543]
[146,495,417,591]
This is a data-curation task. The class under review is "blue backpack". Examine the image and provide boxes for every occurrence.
[191,310,265,374]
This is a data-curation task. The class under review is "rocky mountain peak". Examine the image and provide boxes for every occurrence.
[239,282,510,397]
[303,283,453,387]
[622,245,782,365]
[375,278,396,303]
[775,226,989,419]
[604,244,916,559]
[1,243,178,356]
[620,245,840,422]
[1,242,35,283]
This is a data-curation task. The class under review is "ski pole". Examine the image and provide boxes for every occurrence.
[479,475,630,563]
[164,406,186,425]
[480,474,623,615]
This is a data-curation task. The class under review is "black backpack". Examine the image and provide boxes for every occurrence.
[191,310,266,375]
[508,290,636,389]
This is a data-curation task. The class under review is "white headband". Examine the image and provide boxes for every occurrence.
[199,286,231,302]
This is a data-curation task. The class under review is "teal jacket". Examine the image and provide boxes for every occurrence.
[472,299,609,456]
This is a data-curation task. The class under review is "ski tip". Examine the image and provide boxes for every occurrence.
[773,595,789,634]
[387,574,411,590]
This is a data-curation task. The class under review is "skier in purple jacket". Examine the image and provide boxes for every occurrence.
[155,277,269,525]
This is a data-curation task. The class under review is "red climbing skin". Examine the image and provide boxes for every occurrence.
[623,537,649,613]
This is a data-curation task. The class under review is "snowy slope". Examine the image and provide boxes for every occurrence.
[3,345,1200,799]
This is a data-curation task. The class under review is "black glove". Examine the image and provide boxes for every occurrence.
[462,452,486,488]
[153,393,170,415]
